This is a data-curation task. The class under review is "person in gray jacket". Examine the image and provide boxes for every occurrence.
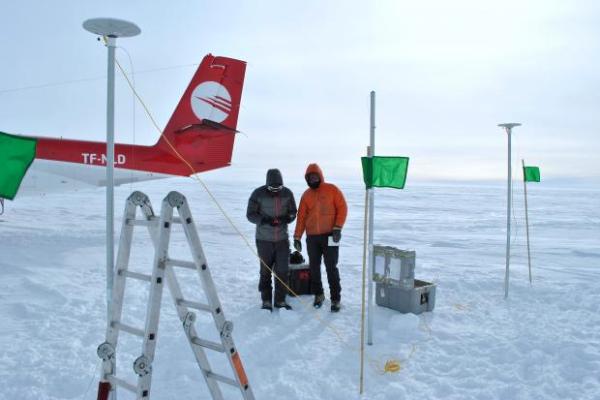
[246,169,297,311]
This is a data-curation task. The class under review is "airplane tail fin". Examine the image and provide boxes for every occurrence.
[156,54,247,175]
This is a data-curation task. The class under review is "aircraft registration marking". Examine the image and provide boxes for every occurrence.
[82,153,126,165]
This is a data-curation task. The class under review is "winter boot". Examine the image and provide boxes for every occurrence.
[313,294,325,308]
[261,300,273,311]
[274,301,293,310]
[330,300,341,313]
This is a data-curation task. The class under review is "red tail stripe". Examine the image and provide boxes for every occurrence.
[198,98,232,114]
[214,95,232,105]
[209,96,233,109]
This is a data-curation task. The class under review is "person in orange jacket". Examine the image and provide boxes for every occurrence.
[294,163,347,312]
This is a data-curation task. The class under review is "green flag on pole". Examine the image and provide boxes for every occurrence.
[523,166,540,183]
[0,131,37,200]
[361,156,409,189]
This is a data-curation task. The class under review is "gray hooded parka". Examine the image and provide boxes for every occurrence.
[246,169,297,242]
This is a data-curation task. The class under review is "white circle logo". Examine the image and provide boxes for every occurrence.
[190,81,232,123]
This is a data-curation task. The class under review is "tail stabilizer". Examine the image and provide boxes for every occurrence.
[156,54,247,175]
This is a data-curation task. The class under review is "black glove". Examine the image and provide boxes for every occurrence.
[281,214,294,224]
[332,228,342,243]
[293,239,302,252]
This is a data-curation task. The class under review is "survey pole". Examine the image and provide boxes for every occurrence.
[498,123,521,298]
[105,36,116,314]
[521,159,533,284]
[367,91,375,344]
[83,18,140,400]
[83,18,141,322]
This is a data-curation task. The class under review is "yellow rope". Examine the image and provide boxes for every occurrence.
[112,51,411,380]
[368,346,415,375]
[384,359,402,373]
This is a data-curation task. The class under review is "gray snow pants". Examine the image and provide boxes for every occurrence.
[256,239,290,303]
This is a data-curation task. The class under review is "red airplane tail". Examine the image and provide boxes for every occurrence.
[33,54,246,179]
[155,54,247,175]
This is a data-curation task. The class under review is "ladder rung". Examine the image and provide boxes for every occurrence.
[108,376,137,393]
[121,270,152,282]
[177,298,212,313]
[113,322,145,337]
[206,371,238,387]
[127,217,183,226]
[191,337,225,353]
[166,258,197,270]
[127,217,158,226]
[127,217,184,226]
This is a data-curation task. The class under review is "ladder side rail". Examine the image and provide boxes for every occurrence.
[106,197,140,343]
[164,265,225,399]
[135,200,174,399]
[141,197,225,399]
[176,200,227,328]
[176,197,254,400]
[100,195,143,391]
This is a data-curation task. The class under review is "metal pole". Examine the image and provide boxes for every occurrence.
[522,159,533,284]
[83,20,140,400]
[498,123,520,299]
[505,128,511,298]
[106,36,116,321]
[367,91,375,345]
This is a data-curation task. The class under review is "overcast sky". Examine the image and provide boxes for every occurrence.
[1,1,598,184]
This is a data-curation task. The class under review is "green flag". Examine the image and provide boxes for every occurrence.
[0,131,37,200]
[361,156,409,189]
[523,166,540,183]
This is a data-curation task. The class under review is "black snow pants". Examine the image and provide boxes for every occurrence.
[256,239,290,303]
[306,233,341,302]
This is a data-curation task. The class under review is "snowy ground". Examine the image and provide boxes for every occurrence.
[1,174,599,400]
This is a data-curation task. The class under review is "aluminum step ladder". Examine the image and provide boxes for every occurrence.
[96,191,254,400]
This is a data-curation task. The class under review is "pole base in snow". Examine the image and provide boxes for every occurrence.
[96,381,111,400]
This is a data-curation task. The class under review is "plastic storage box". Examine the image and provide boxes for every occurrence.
[375,279,436,314]
[373,245,436,314]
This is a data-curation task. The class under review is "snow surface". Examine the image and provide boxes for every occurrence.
[1,176,599,400]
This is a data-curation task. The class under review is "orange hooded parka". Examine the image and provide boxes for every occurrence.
[294,163,348,239]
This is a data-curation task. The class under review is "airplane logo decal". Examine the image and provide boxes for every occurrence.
[190,81,232,123]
